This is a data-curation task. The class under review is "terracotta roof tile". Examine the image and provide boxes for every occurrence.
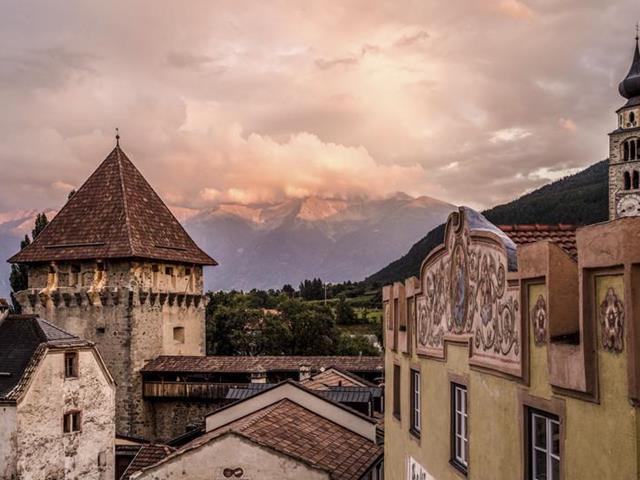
[120,444,175,480]
[9,146,216,265]
[142,355,383,374]
[157,399,382,480]
[499,224,577,258]
[302,367,371,389]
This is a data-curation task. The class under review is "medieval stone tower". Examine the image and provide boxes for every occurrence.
[610,35,640,219]
[9,144,217,436]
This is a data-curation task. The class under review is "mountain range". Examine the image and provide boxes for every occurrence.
[0,194,455,297]
[366,159,609,285]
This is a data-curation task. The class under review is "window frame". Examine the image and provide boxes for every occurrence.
[63,410,82,434]
[392,363,401,420]
[64,352,78,379]
[528,408,560,480]
[410,368,421,437]
[450,382,469,475]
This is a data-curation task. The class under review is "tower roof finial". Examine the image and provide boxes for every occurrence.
[618,30,640,100]
[115,127,120,147]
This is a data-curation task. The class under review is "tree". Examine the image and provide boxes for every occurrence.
[281,284,295,297]
[336,334,380,356]
[9,212,48,313]
[335,296,358,325]
[282,299,341,355]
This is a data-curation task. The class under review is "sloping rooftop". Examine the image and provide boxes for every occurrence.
[302,367,373,389]
[499,224,577,258]
[0,315,90,401]
[9,145,216,266]
[120,444,175,480]
[142,399,382,480]
[225,384,380,403]
[142,355,383,374]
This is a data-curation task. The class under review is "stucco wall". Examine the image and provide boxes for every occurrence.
[132,432,329,480]
[0,406,17,479]
[384,272,638,480]
[13,349,115,480]
[148,400,223,442]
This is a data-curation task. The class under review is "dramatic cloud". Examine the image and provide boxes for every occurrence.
[0,0,637,213]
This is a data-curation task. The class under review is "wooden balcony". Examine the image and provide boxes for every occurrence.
[143,381,247,400]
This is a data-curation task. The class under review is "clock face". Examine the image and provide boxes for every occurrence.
[616,194,640,217]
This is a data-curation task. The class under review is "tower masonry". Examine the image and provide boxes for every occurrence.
[610,35,640,218]
[8,145,217,437]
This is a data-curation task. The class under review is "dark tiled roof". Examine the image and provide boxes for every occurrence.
[9,146,216,266]
[226,383,381,404]
[499,224,577,258]
[142,355,383,374]
[225,383,274,400]
[120,444,175,480]
[0,315,90,400]
[154,399,382,480]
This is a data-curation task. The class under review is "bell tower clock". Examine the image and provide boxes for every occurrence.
[610,32,640,219]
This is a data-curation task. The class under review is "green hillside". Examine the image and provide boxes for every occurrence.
[367,160,609,285]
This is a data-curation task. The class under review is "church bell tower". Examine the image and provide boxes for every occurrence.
[609,33,640,219]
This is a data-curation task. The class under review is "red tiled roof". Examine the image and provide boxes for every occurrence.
[141,355,383,374]
[151,399,382,480]
[9,146,216,265]
[120,444,175,480]
[499,224,577,258]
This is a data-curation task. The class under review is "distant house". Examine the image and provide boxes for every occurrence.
[127,380,383,480]
[0,314,115,480]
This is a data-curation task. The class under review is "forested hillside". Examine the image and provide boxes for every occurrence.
[367,160,609,285]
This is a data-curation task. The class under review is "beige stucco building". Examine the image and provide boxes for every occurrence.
[0,315,116,480]
[383,38,640,480]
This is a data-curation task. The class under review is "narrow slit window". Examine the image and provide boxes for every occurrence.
[625,171,631,190]
[64,352,78,378]
[634,171,639,190]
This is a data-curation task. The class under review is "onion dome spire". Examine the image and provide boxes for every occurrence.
[619,29,640,100]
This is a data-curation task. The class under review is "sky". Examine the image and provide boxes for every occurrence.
[0,0,638,212]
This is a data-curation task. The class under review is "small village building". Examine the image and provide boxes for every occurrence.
[126,380,384,480]
[141,355,383,439]
[383,38,640,480]
[0,314,115,480]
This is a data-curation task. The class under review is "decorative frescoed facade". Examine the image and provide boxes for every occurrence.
[415,208,521,376]
[383,207,640,480]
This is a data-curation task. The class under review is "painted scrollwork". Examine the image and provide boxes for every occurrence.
[600,287,624,353]
[416,207,521,373]
[531,294,547,346]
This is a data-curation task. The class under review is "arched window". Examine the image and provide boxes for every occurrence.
[624,141,630,161]
[624,171,631,190]
[631,112,636,125]
[634,171,639,190]
[632,140,637,162]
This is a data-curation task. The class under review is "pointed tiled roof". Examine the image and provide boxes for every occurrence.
[9,146,217,265]
[619,37,640,101]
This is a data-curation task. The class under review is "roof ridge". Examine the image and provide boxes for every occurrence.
[115,146,134,256]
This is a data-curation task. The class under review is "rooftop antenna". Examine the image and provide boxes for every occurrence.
[115,127,120,147]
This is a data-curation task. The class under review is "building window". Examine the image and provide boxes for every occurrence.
[63,411,81,433]
[173,326,185,344]
[631,111,636,125]
[410,369,421,436]
[185,267,192,276]
[625,171,632,190]
[393,364,401,420]
[165,266,174,276]
[634,171,639,190]
[64,352,78,378]
[529,409,560,480]
[451,383,468,473]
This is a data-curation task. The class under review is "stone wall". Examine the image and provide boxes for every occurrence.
[0,405,17,479]
[16,260,207,439]
[148,400,227,442]
[13,349,115,480]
